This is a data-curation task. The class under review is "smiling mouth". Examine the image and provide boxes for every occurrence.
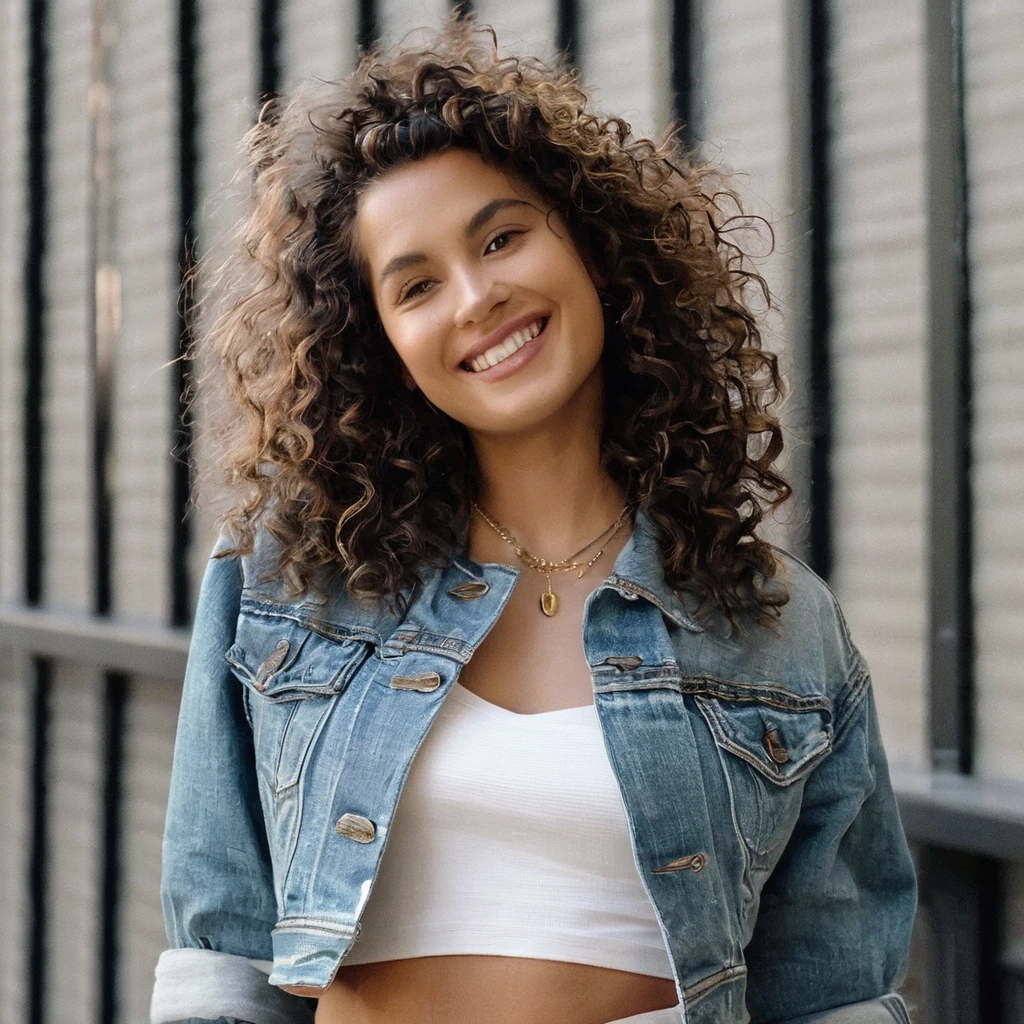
[460,317,548,373]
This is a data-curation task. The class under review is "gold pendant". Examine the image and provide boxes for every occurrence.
[540,575,558,616]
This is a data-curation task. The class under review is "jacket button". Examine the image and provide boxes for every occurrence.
[651,851,708,874]
[603,656,643,672]
[335,813,376,843]
[389,672,442,692]
[448,581,490,600]
[254,639,291,691]
[762,727,790,765]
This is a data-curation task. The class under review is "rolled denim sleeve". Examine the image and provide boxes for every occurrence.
[151,535,314,1024]
[743,658,918,1024]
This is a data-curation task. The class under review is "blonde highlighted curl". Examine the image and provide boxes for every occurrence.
[192,15,792,631]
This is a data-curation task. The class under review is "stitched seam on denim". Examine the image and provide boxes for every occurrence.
[881,993,912,1024]
[306,619,383,647]
[239,600,310,625]
[238,599,384,648]
[382,634,474,660]
[591,662,683,685]
[833,656,872,741]
[682,675,833,712]
[704,711,758,893]
[271,916,357,937]
[594,675,833,714]
[682,963,746,1005]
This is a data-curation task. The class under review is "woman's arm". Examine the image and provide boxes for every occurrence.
[743,653,918,1024]
[151,534,315,1024]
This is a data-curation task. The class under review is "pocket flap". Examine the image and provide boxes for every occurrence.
[695,691,832,785]
[226,612,371,700]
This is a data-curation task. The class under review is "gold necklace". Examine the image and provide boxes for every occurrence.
[471,501,634,617]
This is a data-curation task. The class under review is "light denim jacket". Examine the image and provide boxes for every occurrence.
[152,507,917,1024]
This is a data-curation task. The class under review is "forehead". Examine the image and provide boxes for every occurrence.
[355,149,539,269]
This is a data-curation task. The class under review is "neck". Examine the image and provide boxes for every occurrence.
[465,385,629,563]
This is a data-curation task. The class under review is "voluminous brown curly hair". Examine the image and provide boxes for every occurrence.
[193,15,792,631]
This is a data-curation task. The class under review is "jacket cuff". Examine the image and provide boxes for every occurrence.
[151,949,313,1024]
[784,993,912,1024]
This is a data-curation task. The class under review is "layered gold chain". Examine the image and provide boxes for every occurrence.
[471,501,634,616]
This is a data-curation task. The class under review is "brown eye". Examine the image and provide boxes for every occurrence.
[400,280,432,302]
[484,229,523,255]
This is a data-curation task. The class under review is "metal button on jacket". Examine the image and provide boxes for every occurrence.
[448,581,490,600]
[652,852,708,874]
[254,639,290,691]
[335,814,376,843]
[389,672,442,692]
[762,727,790,765]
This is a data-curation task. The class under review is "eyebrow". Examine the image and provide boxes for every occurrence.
[377,197,534,289]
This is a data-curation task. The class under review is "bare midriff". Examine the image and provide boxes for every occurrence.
[296,956,678,1024]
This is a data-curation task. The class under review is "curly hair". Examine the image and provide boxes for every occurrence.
[191,15,792,631]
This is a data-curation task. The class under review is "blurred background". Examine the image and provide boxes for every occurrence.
[0,0,1021,1021]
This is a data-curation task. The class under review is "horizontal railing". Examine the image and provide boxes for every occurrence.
[0,603,189,678]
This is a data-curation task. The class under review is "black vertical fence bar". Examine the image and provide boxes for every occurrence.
[259,0,280,103]
[924,0,973,775]
[557,0,578,68]
[805,0,833,581]
[24,0,48,609]
[670,0,693,147]
[99,672,127,1024]
[28,661,51,1024]
[24,0,50,1019]
[172,0,199,628]
[357,0,378,55]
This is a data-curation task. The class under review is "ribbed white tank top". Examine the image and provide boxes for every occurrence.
[342,680,675,979]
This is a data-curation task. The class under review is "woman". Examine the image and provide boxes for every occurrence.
[152,18,917,1024]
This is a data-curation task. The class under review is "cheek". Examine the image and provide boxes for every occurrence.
[383,319,442,377]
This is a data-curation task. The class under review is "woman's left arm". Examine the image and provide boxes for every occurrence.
[743,651,918,1023]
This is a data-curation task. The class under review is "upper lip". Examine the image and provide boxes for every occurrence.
[458,311,549,368]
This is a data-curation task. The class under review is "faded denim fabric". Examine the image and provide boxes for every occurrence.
[152,507,917,1024]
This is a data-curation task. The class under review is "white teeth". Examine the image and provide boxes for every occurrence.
[467,319,544,373]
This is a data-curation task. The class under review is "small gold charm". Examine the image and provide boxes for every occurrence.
[540,574,558,616]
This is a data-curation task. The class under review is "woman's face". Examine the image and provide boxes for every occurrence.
[355,147,606,437]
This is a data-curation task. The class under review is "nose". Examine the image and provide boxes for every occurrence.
[452,265,511,329]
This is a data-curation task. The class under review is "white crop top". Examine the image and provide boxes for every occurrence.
[341,680,675,980]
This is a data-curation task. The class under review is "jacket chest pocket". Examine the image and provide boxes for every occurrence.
[226,613,374,792]
[694,688,832,857]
